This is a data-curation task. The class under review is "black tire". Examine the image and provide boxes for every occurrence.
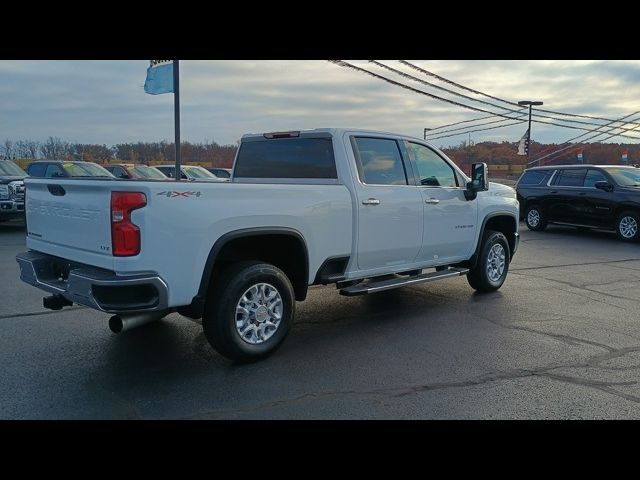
[524,204,547,231]
[202,261,295,362]
[615,210,640,242]
[467,230,510,293]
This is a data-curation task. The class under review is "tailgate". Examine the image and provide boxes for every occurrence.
[25,179,114,260]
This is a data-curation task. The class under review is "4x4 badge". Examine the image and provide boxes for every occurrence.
[157,191,202,198]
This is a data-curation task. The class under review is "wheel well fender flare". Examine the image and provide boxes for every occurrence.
[468,212,517,269]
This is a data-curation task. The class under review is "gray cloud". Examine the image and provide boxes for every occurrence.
[1,60,639,147]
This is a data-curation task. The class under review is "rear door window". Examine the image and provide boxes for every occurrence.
[27,163,47,177]
[584,169,607,187]
[556,169,587,187]
[111,166,129,179]
[45,164,66,178]
[352,137,408,186]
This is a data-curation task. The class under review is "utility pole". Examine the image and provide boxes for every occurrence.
[173,60,181,182]
[518,100,544,165]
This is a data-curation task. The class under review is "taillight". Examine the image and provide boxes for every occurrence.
[111,192,146,256]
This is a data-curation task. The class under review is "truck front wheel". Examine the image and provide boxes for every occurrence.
[467,230,510,293]
[202,261,295,362]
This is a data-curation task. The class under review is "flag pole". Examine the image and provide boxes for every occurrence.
[173,59,181,182]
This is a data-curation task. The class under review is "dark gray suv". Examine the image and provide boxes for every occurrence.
[0,160,26,223]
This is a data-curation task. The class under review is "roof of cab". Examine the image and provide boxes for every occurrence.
[240,128,432,145]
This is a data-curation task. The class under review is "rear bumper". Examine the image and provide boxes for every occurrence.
[0,200,24,216]
[16,250,169,313]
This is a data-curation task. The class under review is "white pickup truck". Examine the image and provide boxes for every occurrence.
[17,128,519,361]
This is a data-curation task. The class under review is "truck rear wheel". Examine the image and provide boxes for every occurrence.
[467,230,510,293]
[202,261,295,362]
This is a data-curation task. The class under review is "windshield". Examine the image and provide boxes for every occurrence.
[0,161,27,177]
[131,165,167,179]
[183,166,218,179]
[605,167,640,187]
[63,162,113,177]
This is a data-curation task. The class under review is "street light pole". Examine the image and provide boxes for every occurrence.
[518,100,543,164]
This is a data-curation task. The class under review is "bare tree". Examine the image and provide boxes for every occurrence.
[26,140,40,159]
[41,136,69,160]
[2,140,14,159]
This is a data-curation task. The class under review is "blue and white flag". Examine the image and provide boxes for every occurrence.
[144,60,174,95]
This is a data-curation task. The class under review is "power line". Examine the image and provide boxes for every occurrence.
[328,60,518,119]
[370,60,529,119]
[538,118,640,166]
[329,61,640,140]
[399,60,640,127]
[378,60,640,135]
[423,114,504,131]
[426,120,527,141]
[426,117,527,138]
[530,110,640,164]
[426,117,525,136]
[330,60,640,140]
[529,111,640,165]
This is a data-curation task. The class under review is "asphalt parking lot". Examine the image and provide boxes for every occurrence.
[2,218,640,419]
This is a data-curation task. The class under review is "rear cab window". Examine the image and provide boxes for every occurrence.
[234,133,337,180]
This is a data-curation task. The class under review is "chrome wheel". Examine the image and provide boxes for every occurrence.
[486,244,506,283]
[619,216,638,239]
[527,209,540,227]
[235,283,283,345]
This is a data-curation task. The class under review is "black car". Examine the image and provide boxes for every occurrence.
[26,161,114,178]
[0,160,26,222]
[516,164,640,242]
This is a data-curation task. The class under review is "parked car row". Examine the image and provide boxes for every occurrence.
[0,159,233,223]
[104,163,167,180]
[20,160,232,181]
[516,164,640,242]
[155,164,228,181]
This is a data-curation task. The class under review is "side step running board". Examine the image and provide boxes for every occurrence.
[339,267,469,297]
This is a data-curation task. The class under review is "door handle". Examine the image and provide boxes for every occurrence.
[425,198,440,204]
[550,190,558,194]
[362,198,380,205]
[579,192,586,196]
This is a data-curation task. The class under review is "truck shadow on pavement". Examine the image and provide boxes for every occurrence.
[86,281,510,402]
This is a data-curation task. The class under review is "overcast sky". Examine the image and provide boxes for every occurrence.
[2,60,640,148]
